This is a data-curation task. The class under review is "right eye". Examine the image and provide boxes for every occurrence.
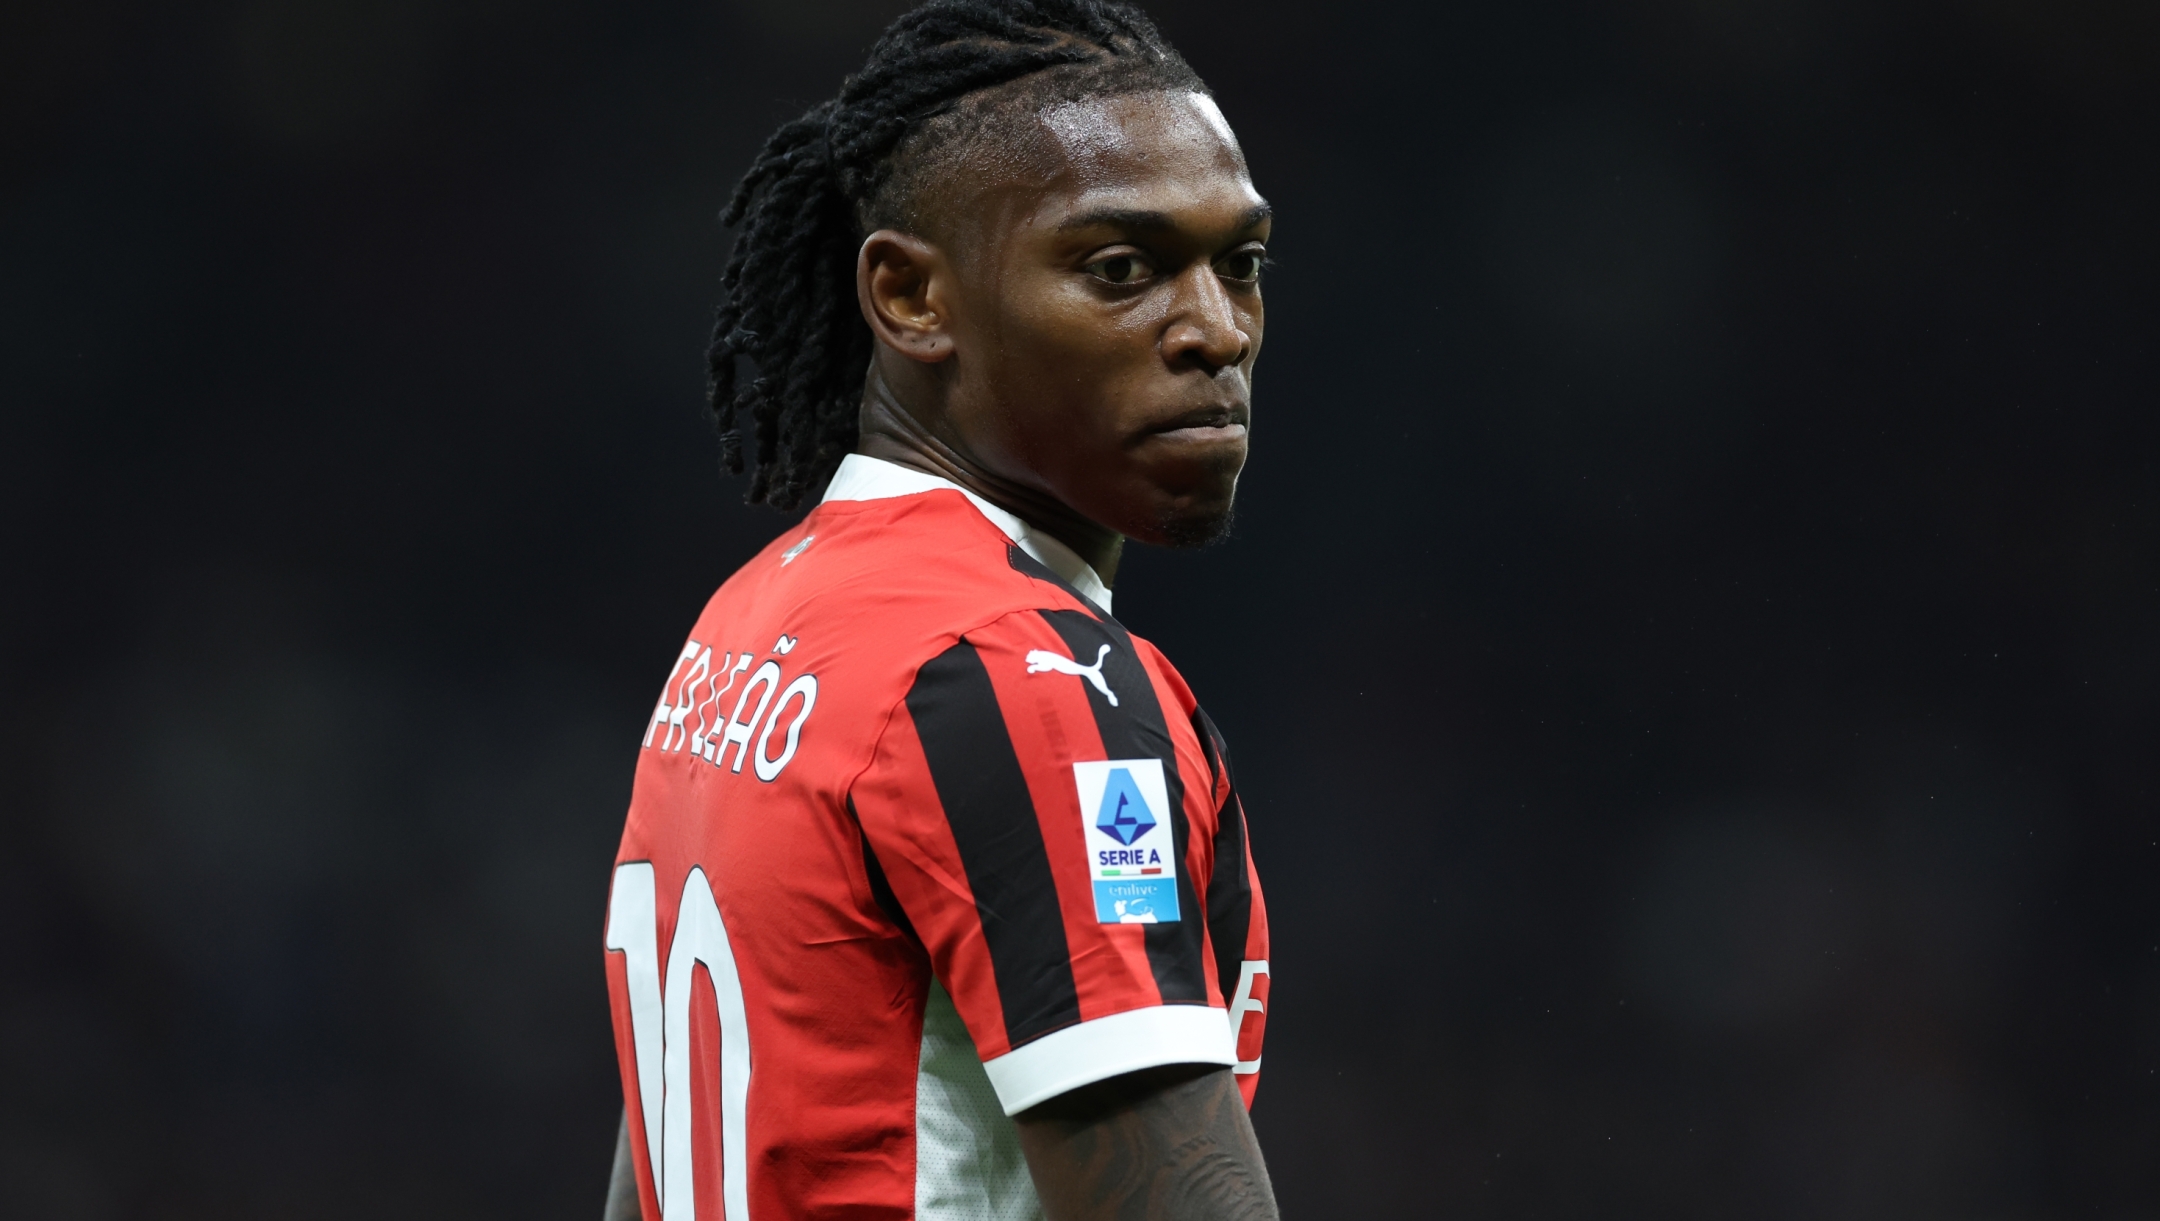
[1084,254,1153,285]
[1215,250,1266,282]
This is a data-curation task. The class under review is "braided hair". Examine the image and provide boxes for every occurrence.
[706,0,1207,509]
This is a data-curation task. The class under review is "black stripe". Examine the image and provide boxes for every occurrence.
[1006,543,1101,616]
[1196,708,1253,1006]
[1038,609,1208,1003]
[906,640,1082,1044]
[1192,706,1225,793]
[852,797,921,949]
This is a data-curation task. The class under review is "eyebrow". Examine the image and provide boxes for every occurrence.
[1054,201,1274,234]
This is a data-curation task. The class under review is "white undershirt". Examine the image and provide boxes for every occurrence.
[820,453,1114,615]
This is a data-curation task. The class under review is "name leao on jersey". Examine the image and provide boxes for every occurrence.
[643,634,818,782]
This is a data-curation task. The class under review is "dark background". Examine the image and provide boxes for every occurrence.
[5,0,2158,1216]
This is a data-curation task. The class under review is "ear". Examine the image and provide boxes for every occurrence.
[857,229,956,363]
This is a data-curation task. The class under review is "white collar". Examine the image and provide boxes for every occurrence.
[820,453,1114,614]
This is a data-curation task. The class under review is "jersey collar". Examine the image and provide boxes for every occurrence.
[821,453,1114,615]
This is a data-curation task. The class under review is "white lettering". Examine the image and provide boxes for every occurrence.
[1227,959,1269,1076]
[687,651,732,757]
[717,661,780,774]
[751,674,817,781]
[700,653,754,763]
[643,643,701,749]
[649,643,820,782]
[662,648,712,753]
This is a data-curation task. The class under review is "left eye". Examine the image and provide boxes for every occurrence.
[1085,255,1152,284]
[1216,251,1265,282]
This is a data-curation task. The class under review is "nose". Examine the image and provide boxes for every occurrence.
[1160,263,1251,374]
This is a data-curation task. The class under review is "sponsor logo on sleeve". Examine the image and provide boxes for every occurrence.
[1025,644,1118,706]
[1072,759,1179,923]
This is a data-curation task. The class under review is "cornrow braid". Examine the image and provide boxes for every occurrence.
[706,0,1205,508]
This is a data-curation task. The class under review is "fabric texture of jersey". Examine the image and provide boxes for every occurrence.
[604,457,1271,1220]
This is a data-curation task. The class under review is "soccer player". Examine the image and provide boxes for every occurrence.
[600,2,1274,1217]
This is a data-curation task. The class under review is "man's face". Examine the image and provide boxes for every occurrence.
[935,90,1269,547]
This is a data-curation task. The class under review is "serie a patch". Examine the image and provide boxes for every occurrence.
[1072,759,1180,924]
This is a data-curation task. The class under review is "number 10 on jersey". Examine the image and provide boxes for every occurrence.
[605,862,752,1220]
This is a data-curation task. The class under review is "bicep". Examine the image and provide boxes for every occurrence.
[1013,1065,1279,1221]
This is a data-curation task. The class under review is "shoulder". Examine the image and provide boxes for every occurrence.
[681,491,1114,735]
[1118,629,1198,719]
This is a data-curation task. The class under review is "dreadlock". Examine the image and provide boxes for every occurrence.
[705,0,1207,509]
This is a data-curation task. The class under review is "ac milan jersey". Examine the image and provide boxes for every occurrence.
[603,455,1271,1221]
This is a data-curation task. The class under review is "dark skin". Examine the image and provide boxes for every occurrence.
[604,89,1276,1220]
[1014,1063,1277,1221]
[857,88,1268,580]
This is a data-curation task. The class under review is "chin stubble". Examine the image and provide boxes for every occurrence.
[1154,503,1235,549]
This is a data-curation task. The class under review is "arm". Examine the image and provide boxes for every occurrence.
[602,1109,641,1221]
[1014,1065,1279,1221]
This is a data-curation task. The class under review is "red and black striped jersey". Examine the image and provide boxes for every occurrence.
[604,455,1270,1221]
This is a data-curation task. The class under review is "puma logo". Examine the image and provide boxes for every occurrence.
[1025,643,1118,707]
[780,535,814,565]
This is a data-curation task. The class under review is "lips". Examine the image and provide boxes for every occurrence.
[1154,421,1248,445]
[1145,404,1249,446]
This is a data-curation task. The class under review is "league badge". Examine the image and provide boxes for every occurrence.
[1072,759,1180,923]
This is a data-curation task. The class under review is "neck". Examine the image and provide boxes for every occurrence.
[854,365,1125,586]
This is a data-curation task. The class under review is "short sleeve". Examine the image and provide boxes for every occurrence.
[849,608,1237,1115]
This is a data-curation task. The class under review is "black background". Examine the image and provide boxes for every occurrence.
[6,0,2158,1216]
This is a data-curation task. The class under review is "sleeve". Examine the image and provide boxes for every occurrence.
[1193,706,1271,1108]
[849,607,1237,1115]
